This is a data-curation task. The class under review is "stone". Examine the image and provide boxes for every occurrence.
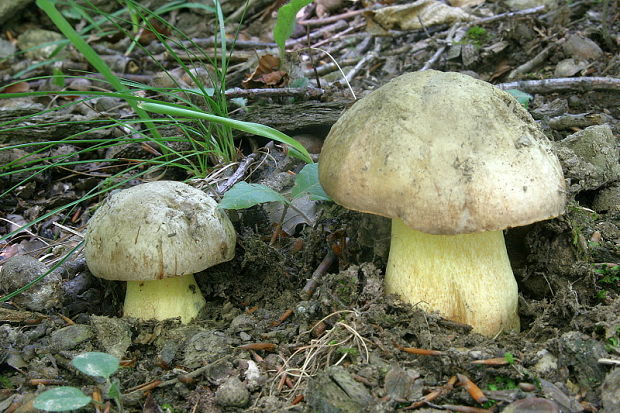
[593,184,620,213]
[502,397,560,413]
[505,0,557,10]
[49,325,93,351]
[215,376,250,408]
[0,0,34,27]
[384,365,422,401]
[183,330,234,368]
[554,331,607,388]
[17,29,67,60]
[532,349,559,376]
[90,316,132,359]
[0,255,63,312]
[306,366,374,413]
[555,125,620,193]
[563,34,604,60]
[601,368,620,411]
[554,58,589,77]
[0,39,16,59]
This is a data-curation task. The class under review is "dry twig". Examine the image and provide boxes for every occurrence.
[495,77,620,94]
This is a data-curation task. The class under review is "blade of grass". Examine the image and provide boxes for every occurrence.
[35,0,162,142]
[138,101,313,163]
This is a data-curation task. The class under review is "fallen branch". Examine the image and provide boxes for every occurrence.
[495,77,620,93]
[225,86,325,100]
[548,112,609,130]
[215,152,258,195]
[299,8,371,27]
[421,24,464,71]
[475,5,545,25]
[300,250,337,299]
[507,45,555,80]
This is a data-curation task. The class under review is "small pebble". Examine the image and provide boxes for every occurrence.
[518,382,537,392]
[601,368,620,411]
[49,324,93,351]
[503,397,560,413]
[0,255,63,312]
[215,376,250,408]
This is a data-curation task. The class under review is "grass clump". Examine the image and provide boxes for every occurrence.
[0,0,314,304]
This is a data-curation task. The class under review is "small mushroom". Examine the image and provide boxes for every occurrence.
[84,181,236,323]
[319,70,566,336]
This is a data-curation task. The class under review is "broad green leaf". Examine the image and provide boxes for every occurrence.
[71,352,119,379]
[273,0,313,55]
[505,89,533,109]
[33,387,92,411]
[219,182,288,209]
[291,163,331,201]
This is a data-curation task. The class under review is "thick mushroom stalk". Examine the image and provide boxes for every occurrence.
[385,219,519,336]
[123,274,206,324]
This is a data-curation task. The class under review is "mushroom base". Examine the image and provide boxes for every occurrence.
[385,219,520,336]
[123,273,206,324]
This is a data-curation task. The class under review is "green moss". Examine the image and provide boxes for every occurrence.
[0,375,12,389]
[465,26,489,47]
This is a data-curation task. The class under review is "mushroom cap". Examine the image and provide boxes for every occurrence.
[84,181,236,281]
[319,70,566,235]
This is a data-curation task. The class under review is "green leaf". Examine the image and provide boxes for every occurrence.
[273,0,313,56]
[33,387,92,411]
[52,67,65,88]
[71,352,119,379]
[503,352,515,365]
[219,182,288,209]
[137,101,313,163]
[291,163,331,201]
[108,380,121,401]
[505,89,533,109]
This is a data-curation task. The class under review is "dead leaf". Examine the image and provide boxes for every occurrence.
[448,0,485,7]
[142,392,164,413]
[316,0,345,17]
[138,19,172,45]
[0,243,20,261]
[263,195,317,235]
[367,0,473,31]
[1,82,29,93]
[489,59,512,81]
[242,54,289,88]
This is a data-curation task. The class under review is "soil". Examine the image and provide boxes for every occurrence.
[1,0,620,412]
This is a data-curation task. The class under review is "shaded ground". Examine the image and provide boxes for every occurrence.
[1,0,620,412]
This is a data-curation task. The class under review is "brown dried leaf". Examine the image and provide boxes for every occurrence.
[242,54,289,88]
[316,0,345,17]
[449,0,485,7]
[1,82,30,93]
[367,0,473,31]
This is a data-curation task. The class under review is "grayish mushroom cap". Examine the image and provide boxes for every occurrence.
[319,70,566,235]
[84,181,236,281]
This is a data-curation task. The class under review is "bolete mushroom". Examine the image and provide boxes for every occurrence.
[319,70,566,336]
[84,181,236,323]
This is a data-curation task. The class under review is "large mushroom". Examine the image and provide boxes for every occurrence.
[84,181,236,323]
[319,70,566,336]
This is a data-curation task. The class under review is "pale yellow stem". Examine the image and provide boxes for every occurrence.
[123,273,206,324]
[384,219,519,336]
